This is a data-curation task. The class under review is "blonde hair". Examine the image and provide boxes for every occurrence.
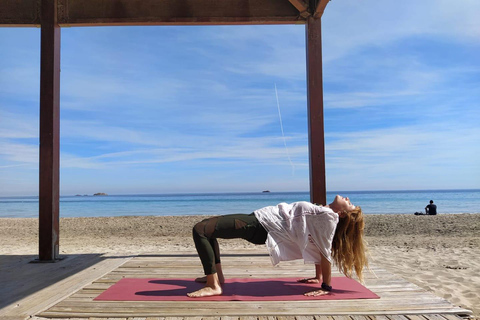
[331,206,368,282]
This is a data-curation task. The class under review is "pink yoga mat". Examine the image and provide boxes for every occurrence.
[94,277,379,301]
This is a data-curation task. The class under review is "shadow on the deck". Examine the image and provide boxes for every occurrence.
[0,253,123,310]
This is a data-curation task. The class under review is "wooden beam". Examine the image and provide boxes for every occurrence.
[39,0,61,261]
[0,0,308,26]
[56,0,303,26]
[0,0,40,26]
[305,16,326,206]
[287,0,310,18]
[314,0,329,18]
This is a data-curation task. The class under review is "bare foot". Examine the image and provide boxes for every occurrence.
[187,285,223,298]
[297,277,320,283]
[195,275,225,284]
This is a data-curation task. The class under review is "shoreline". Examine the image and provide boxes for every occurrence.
[1,213,479,317]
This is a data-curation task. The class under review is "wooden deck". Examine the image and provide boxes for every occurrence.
[0,251,473,320]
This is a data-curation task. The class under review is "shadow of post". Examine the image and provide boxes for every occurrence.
[0,253,112,309]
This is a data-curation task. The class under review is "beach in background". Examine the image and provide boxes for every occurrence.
[1,213,479,317]
[1,189,479,218]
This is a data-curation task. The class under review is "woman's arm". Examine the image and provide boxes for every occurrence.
[303,254,332,296]
[320,254,331,285]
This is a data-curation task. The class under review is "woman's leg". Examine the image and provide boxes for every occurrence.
[192,217,223,276]
[193,231,225,283]
[188,216,223,297]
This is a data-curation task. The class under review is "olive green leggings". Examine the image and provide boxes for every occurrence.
[192,213,268,275]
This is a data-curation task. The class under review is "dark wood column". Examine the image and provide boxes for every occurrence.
[38,0,61,261]
[306,16,326,206]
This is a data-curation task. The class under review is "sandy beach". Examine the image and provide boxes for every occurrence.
[1,213,479,318]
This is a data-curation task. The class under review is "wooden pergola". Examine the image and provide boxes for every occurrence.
[1,0,329,261]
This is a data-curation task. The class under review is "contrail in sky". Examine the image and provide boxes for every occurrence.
[274,83,295,176]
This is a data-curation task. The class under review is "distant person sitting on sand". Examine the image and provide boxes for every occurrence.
[187,195,368,298]
[425,200,437,215]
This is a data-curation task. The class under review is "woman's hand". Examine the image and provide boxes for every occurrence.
[297,277,320,284]
[304,289,330,296]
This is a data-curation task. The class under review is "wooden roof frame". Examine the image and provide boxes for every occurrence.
[1,0,330,261]
[0,0,331,26]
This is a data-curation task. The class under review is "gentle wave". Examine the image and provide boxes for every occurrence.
[1,190,479,218]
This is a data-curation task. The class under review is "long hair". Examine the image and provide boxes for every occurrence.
[331,206,368,282]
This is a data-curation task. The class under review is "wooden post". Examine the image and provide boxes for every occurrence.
[38,0,61,261]
[306,16,327,206]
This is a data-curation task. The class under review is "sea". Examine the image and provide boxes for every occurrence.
[0,189,479,218]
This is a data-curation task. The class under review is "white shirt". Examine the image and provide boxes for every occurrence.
[254,201,339,266]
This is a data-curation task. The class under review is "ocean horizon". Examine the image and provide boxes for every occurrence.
[1,189,479,218]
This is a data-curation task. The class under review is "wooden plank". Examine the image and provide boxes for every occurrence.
[56,0,304,26]
[0,0,40,26]
[41,300,469,315]
[350,316,370,320]
[438,315,464,320]
[404,316,427,320]
[314,0,330,18]
[21,256,131,316]
[422,316,451,320]
[0,255,132,318]
[287,0,310,18]
[38,0,61,262]
[0,254,99,308]
[38,308,474,318]
[45,297,455,308]
[0,0,309,26]
[295,317,315,320]
[387,316,410,320]
[306,16,326,205]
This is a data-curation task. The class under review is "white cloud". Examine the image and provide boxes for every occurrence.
[0,66,40,100]
[0,140,38,165]
[61,119,165,146]
[323,0,480,62]
[59,134,308,169]
[325,124,480,190]
[0,110,38,139]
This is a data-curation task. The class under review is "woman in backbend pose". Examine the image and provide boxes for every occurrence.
[187,195,368,298]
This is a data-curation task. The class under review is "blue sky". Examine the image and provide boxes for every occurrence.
[1,0,479,196]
